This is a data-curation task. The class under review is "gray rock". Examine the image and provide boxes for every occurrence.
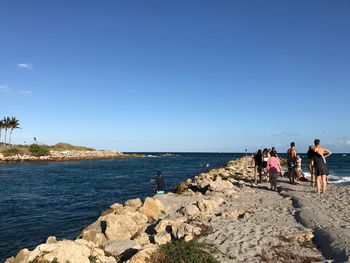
[154,232,171,245]
[181,204,200,218]
[125,198,143,209]
[104,239,136,257]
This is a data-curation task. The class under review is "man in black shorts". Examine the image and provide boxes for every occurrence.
[287,142,297,184]
[252,149,263,184]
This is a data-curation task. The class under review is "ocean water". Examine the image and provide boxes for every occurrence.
[291,153,350,185]
[0,153,240,262]
[0,153,348,262]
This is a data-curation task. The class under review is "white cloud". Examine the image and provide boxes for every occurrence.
[0,85,33,96]
[284,132,301,137]
[273,131,301,137]
[337,137,350,146]
[273,132,283,137]
[18,90,33,96]
[17,63,33,70]
[0,84,9,93]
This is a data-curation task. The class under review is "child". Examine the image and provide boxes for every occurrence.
[267,151,282,191]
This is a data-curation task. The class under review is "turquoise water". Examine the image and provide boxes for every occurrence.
[0,153,348,262]
[0,153,240,262]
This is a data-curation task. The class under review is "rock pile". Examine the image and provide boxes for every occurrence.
[6,157,254,263]
[0,150,143,162]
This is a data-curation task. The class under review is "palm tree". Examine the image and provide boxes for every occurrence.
[3,116,11,146]
[0,118,4,145]
[9,117,20,146]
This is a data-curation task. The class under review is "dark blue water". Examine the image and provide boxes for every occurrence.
[0,153,241,262]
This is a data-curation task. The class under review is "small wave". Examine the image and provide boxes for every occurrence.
[303,172,311,179]
[301,172,350,184]
[328,175,350,184]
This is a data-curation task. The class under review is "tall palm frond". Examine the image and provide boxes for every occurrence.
[0,118,4,145]
[3,116,11,146]
[9,117,21,146]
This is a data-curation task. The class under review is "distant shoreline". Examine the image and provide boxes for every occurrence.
[0,150,145,163]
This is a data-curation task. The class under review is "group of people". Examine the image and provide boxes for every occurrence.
[252,147,283,191]
[252,139,332,194]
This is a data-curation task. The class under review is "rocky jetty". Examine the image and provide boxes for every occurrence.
[0,150,143,163]
[7,156,349,262]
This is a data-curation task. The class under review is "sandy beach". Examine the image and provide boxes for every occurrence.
[6,156,350,263]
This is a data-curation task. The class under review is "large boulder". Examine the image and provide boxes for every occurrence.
[104,212,148,240]
[126,244,158,263]
[110,204,137,215]
[199,178,211,189]
[138,197,165,220]
[104,239,138,257]
[154,232,171,245]
[110,203,123,210]
[125,198,143,209]
[154,217,187,233]
[197,198,224,215]
[40,240,91,263]
[133,232,150,246]
[79,211,148,246]
[180,204,200,218]
[79,227,108,247]
[209,177,233,192]
[5,248,31,263]
[6,240,117,263]
[173,223,201,241]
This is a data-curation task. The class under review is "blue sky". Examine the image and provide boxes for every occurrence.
[1,0,350,152]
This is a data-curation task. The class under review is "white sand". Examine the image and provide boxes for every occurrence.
[200,156,350,262]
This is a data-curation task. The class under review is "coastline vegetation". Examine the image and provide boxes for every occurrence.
[50,142,94,151]
[29,144,51,157]
[147,240,220,263]
[0,143,95,157]
[0,117,141,161]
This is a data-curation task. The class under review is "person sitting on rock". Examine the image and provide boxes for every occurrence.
[295,155,302,182]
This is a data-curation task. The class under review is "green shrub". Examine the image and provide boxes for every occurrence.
[28,257,57,263]
[2,147,21,157]
[147,240,220,263]
[29,144,50,157]
[50,143,94,151]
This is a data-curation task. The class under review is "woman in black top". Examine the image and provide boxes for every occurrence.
[313,139,332,194]
[252,149,263,184]
[307,146,316,187]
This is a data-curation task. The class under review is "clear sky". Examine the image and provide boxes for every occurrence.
[1,0,350,152]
